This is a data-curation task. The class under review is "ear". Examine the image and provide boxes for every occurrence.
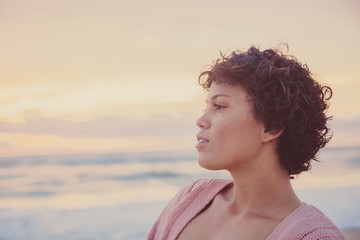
[261,128,283,143]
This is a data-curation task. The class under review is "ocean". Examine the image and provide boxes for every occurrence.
[0,147,359,240]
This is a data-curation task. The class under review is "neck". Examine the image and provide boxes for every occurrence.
[225,150,302,218]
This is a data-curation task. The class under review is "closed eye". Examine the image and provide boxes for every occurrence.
[202,104,226,112]
[213,104,225,110]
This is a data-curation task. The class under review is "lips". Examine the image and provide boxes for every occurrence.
[196,135,209,149]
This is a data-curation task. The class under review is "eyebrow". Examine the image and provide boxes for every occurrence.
[211,94,231,100]
[206,94,231,103]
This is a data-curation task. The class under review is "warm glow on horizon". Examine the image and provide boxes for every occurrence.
[1,0,359,156]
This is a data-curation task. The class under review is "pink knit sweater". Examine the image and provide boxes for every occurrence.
[148,178,345,240]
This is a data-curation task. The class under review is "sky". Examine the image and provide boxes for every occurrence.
[0,0,359,157]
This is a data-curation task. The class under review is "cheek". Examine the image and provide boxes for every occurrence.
[214,122,246,155]
[222,119,262,150]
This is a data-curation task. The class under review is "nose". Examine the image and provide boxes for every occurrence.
[196,114,210,129]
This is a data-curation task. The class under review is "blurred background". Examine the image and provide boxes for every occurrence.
[0,0,359,239]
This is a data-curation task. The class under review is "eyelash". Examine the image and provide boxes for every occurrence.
[202,103,226,112]
[213,104,224,110]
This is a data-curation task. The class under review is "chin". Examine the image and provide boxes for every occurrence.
[197,155,222,171]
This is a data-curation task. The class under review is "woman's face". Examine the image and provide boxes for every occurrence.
[196,82,266,171]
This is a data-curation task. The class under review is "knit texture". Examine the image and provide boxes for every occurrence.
[147,178,345,240]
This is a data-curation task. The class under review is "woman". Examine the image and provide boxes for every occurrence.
[148,45,345,239]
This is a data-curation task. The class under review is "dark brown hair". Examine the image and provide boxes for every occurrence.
[198,45,332,176]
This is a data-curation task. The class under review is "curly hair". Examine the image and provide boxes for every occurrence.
[198,45,332,176]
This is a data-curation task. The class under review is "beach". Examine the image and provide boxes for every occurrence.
[0,147,359,239]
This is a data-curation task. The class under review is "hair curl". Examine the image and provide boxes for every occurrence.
[198,44,332,176]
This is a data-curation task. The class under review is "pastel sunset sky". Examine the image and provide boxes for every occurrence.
[0,0,359,156]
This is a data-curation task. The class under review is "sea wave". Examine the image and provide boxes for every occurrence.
[0,148,359,239]
[0,151,196,168]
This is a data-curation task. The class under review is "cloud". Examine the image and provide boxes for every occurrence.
[0,114,197,138]
[1,114,359,147]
